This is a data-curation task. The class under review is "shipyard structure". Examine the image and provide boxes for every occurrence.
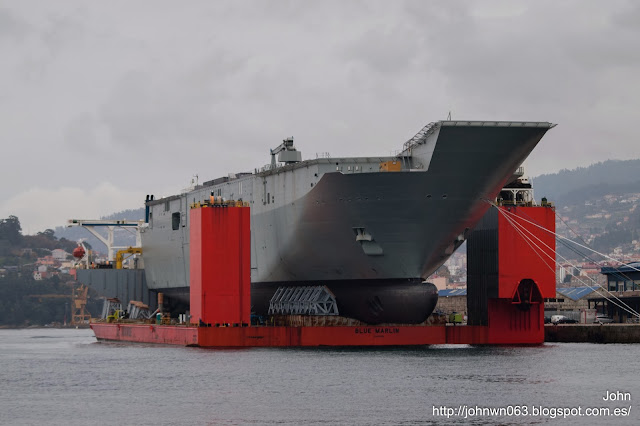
[76,120,558,346]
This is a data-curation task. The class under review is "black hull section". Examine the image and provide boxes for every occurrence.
[134,279,438,325]
[252,279,438,325]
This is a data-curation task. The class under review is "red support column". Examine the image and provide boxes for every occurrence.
[497,206,556,299]
[488,205,556,343]
[190,205,251,326]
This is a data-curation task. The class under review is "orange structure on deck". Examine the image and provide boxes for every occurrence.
[90,204,557,347]
[189,203,251,326]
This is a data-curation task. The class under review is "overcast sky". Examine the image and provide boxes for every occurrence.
[1,0,639,233]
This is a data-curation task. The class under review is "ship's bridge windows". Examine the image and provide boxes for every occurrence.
[172,212,180,230]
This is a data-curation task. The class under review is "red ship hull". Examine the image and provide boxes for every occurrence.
[90,315,545,347]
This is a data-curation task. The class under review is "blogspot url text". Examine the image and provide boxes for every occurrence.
[432,405,632,419]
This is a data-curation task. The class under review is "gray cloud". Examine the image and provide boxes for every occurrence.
[0,7,30,40]
[1,0,639,232]
[342,26,422,75]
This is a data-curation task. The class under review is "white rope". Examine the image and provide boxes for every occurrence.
[495,206,640,318]
[493,205,640,318]
[497,204,640,274]
[495,207,558,287]
[498,207,639,315]
[495,205,640,317]
[496,205,640,318]
[553,208,639,284]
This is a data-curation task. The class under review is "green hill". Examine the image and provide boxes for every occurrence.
[531,160,640,258]
[532,159,640,205]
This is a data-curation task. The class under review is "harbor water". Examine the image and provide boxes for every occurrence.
[1,328,638,425]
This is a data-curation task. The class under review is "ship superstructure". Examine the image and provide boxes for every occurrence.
[141,121,555,323]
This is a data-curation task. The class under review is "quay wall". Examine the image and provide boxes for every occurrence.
[545,324,640,343]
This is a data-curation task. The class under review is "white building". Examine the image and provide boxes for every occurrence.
[52,249,69,261]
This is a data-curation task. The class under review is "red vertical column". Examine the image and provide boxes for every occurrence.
[211,207,237,323]
[189,207,204,324]
[237,207,251,323]
[488,206,556,343]
[497,206,556,299]
[190,205,251,326]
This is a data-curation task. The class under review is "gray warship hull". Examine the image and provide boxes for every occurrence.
[141,121,554,324]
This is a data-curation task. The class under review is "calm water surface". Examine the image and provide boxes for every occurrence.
[1,328,638,425]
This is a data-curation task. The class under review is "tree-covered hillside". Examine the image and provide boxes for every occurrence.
[532,159,640,204]
[0,215,103,326]
[1,216,77,262]
[531,160,640,258]
[0,275,102,326]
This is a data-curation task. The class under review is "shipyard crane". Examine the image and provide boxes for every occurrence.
[67,219,144,262]
[270,137,302,168]
[26,282,91,325]
[71,284,91,325]
[115,246,143,269]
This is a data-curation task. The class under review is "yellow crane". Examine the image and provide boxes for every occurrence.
[115,247,143,269]
[27,283,92,325]
[71,284,91,325]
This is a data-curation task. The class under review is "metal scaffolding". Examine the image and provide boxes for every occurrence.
[268,286,339,316]
[101,298,123,320]
[127,301,152,320]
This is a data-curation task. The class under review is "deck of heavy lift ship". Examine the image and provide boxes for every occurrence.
[90,323,546,347]
[90,304,547,347]
[89,201,555,348]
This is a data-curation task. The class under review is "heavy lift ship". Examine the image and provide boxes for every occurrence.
[89,181,557,347]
